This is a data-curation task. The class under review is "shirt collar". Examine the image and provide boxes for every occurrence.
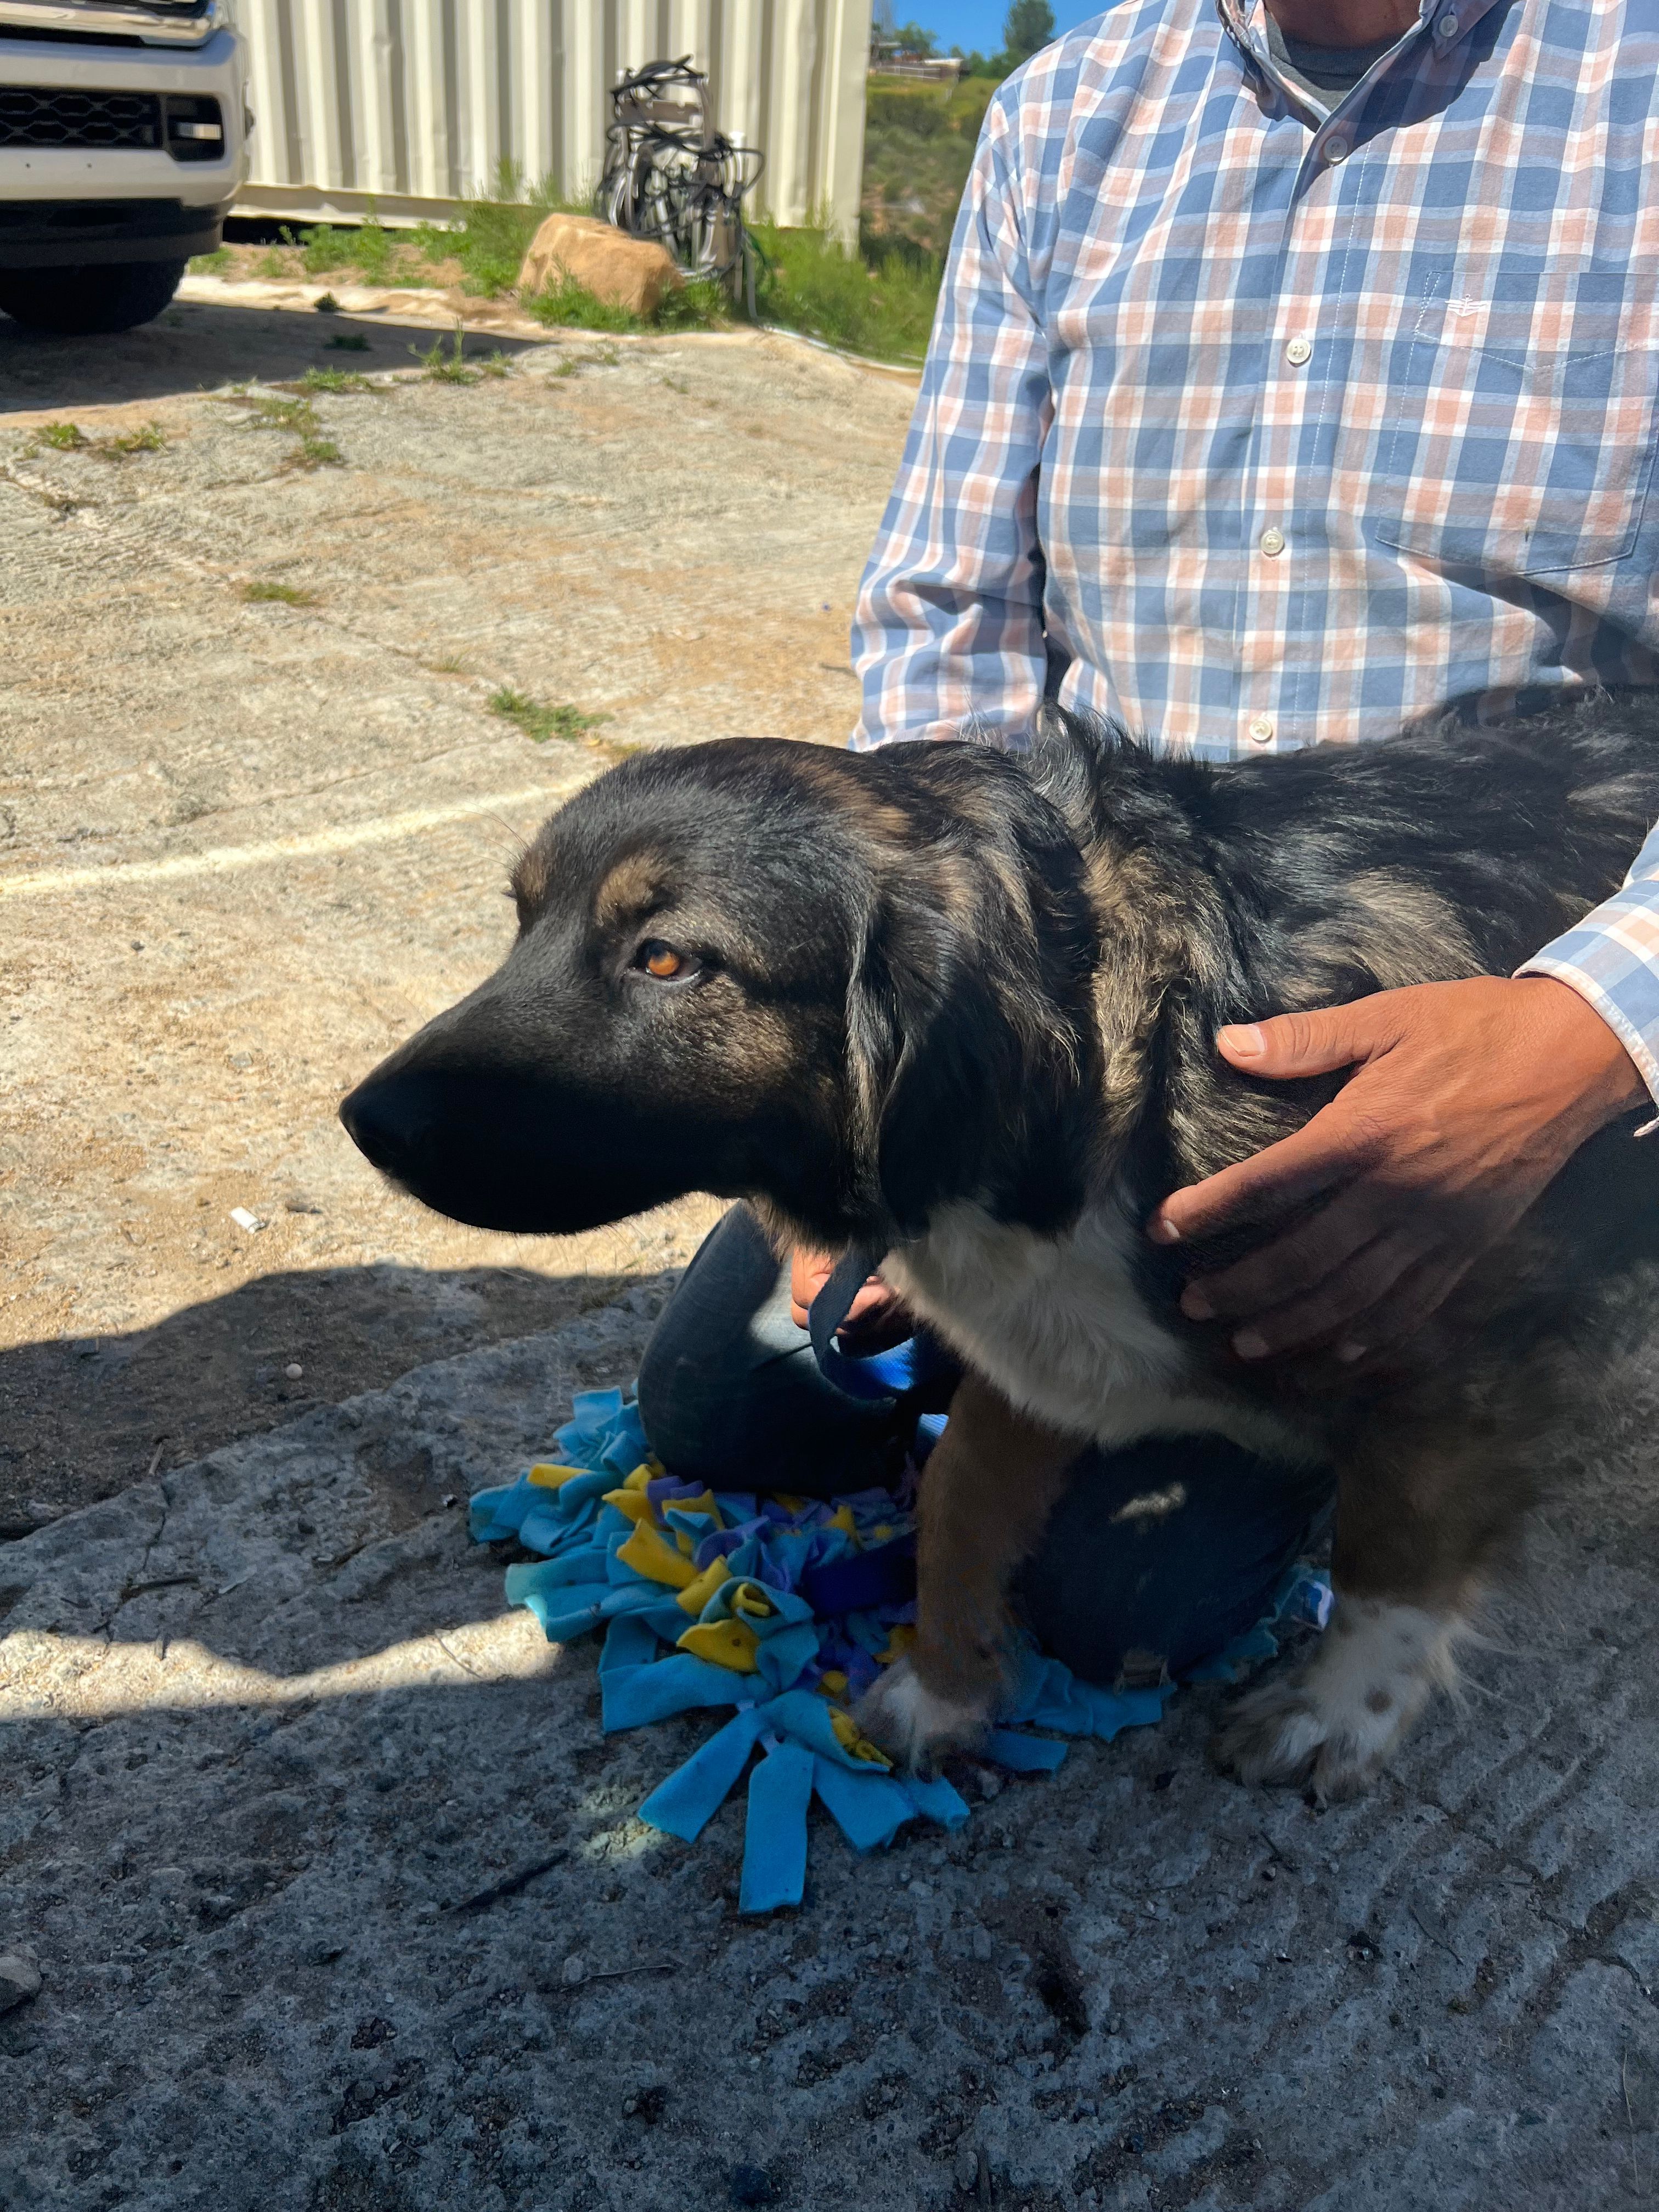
[1216,0,1507,81]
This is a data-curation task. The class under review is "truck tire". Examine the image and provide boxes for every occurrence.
[0,259,189,335]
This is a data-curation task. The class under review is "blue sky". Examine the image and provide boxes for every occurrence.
[901,3,1105,53]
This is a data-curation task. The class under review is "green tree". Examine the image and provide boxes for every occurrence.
[1002,0,1056,67]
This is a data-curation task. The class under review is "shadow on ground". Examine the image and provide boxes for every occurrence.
[3,1289,1659,2208]
[0,1264,639,1531]
[0,301,545,416]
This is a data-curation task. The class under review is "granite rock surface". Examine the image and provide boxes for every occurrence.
[3,1290,1658,2212]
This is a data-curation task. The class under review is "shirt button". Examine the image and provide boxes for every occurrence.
[1248,716,1275,744]
[1324,135,1350,163]
[1259,526,1286,557]
[1285,335,1312,365]
[1438,10,1459,35]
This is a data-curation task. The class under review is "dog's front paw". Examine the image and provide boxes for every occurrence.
[854,1656,992,1776]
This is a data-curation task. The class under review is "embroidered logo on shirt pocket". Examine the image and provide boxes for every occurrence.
[1374,284,1659,577]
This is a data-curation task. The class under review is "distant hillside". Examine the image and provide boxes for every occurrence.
[860,76,998,254]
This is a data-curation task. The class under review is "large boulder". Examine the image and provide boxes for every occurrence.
[518,213,681,319]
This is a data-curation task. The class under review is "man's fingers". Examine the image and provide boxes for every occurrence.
[1149,1113,1365,1245]
[1325,1252,1476,1373]
[1178,1191,1398,1321]
[1217,996,1399,1080]
[841,1278,899,1329]
[1211,1233,1426,1362]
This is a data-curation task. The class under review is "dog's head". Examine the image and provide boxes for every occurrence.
[340,737,1101,1248]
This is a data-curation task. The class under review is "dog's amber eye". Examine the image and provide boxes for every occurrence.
[640,941,685,979]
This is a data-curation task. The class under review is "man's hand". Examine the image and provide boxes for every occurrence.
[788,1248,909,1346]
[1146,977,1647,1377]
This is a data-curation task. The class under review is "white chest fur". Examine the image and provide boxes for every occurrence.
[882,1195,1317,1466]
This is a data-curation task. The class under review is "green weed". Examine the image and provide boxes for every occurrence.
[651,275,730,331]
[100,422,167,458]
[413,325,482,383]
[233,390,345,470]
[243,395,311,433]
[523,270,641,334]
[751,221,939,364]
[313,292,342,314]
[488,686,608,744]
[240,579,318,606]
[523,266,725,336]
[302,213,396,284]
[296,366,372,394]
[189,246,233,275]
[38,421,87,450]
[409,165,586,296]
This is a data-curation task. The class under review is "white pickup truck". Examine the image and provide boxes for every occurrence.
[0,0,249,332]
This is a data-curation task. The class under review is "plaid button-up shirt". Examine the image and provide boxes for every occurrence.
[850,0,1659,1099]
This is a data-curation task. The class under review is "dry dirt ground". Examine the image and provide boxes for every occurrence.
[0,281,918,1525]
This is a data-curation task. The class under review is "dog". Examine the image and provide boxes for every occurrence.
[341,698,1659,1796]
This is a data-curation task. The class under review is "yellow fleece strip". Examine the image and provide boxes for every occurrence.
[676,1618,760,1673]
[615,1521,697,1589]
[675,1556,733,1616]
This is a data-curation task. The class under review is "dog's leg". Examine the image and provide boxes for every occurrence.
[1214,1383,1531,1799]
[856,1371,1082,1774]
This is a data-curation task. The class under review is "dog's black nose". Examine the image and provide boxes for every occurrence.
[338,1075,425,1177]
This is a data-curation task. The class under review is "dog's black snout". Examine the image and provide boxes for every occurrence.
[339,1052,696,1235]
[338,1075,428,1177]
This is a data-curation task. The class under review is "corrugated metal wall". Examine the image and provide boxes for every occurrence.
[227,1,872,240]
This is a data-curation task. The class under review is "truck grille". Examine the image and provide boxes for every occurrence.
[0,85,161,149]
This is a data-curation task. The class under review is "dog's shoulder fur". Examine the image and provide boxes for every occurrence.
[879,697,1659,1455]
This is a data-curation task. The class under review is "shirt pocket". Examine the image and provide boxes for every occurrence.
[1373,272,1659,577]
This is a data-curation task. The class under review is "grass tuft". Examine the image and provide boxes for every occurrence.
[413,325,483,383]
[188,245,233,276]
[233,390,345,471]
[751,221,939,363]
[488,686,608,744]
[100,422,167,459]
[302,212,396,284]
[241,580,318,606]
[522,265,727,336]
[296,366,372,394]
[411,165,588,295]
[38,421,88,450]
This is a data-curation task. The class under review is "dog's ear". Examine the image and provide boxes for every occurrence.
[848,877,1093,1242]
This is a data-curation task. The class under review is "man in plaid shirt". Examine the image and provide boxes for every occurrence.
[831,0,1659,1375]
[640,0,1657,1678]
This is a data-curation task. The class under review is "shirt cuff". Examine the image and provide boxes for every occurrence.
[1518,887,1659,1119]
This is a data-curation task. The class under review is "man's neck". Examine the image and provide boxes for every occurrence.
[1264,0,1419,46]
